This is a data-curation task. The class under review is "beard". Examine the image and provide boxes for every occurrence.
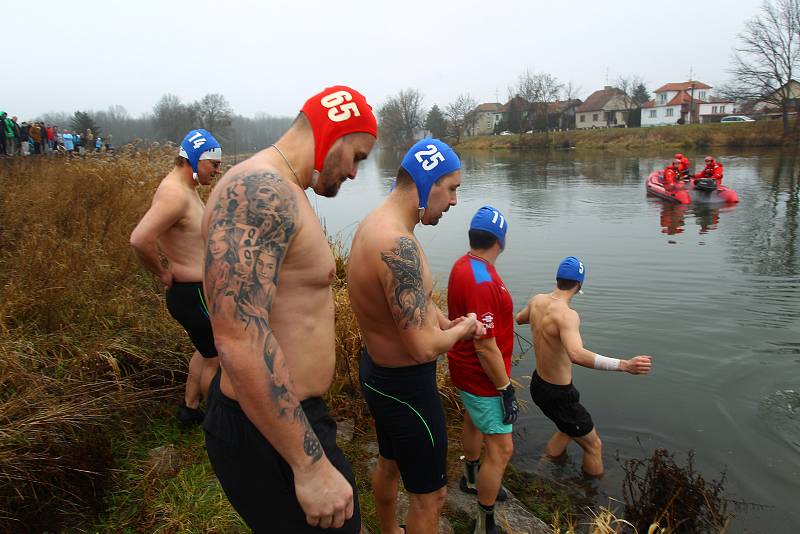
[316,149,343,198]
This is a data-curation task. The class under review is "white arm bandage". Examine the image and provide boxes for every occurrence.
[593,353,620,371]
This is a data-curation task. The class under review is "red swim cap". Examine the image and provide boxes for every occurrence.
[301,85,378,172]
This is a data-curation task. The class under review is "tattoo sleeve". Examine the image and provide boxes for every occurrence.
[204,171,322,462]
[380,236,428,329]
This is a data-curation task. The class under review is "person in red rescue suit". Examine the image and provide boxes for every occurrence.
[694,156,724,185]
[674,153,690,178]
[662,159,682,191]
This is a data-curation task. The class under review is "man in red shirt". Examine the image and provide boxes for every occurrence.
[694,156,724,185]
[447,205,517,534]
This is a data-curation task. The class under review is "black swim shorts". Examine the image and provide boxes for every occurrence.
[165,281,217,358]
[203,370,360,533]
[530,371,594,438]
[359,349,448,494]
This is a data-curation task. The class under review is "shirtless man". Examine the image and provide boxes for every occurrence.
[515,257,652,476]
[201,86,377,533]
[348,138,484,534]
[130,129,223,425]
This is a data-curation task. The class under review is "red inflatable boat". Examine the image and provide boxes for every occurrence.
[646,171,691,204]
[646,171,739,204]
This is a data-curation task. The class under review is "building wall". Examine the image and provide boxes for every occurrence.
[697,102,734,123]
[641,104,683,127]
[474,111,503,136]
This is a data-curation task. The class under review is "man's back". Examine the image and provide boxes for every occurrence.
[529,293,576,385]
[153,173,207,282]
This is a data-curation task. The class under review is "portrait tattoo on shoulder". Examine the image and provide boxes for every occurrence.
[204,171,322,462]
[380,236,427,329]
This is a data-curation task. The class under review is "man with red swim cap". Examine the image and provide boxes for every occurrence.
[201,85,377,533]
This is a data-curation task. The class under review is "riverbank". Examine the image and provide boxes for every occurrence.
[454,120,794,151]
[0,152,735,533]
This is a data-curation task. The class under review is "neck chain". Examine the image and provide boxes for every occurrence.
[270,144,301,186]
[549,292,562,301]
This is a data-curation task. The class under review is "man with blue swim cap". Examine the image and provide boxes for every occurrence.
[178,129,223,184]
[516,257,652,477]
[399,138,463,224]
[348,138,485,533]
[447,206,517,534]
[130,129,223,429]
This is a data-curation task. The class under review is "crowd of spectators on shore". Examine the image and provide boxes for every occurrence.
[1,111,113,157]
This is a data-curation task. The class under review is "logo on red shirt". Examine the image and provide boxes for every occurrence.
[480,312,495,329]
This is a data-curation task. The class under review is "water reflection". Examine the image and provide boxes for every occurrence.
[656,203,737,235]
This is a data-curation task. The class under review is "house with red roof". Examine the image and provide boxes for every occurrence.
[575,87,633,129]
[641,81,735,126]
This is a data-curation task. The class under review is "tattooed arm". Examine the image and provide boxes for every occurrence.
[205,171,352,527]
[379,235,481,363]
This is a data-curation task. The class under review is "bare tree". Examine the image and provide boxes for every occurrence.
[197,93,234,139]
[445,93,478,143]
[153,94,199,142]
[615,75,646,126]
[724,0,800,133]
[377,89,425,148]
[509,70,563,134]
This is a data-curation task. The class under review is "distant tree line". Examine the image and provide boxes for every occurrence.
[39,93,293,152]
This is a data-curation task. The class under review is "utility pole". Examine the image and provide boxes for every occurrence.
[688,67,695,125]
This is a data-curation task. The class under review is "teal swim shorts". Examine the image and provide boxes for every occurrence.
[459,389,512,435]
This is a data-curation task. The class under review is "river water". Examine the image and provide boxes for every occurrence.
[308,147,800,533]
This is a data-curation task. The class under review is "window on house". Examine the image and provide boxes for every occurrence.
[666,108,674,117]
[580,114,585,123]
[720,106,726,113]
[649,110,656,118]
[659,94,667,104]
[712,106,718,114]
[592,113,598,121]
[699,91,706,99]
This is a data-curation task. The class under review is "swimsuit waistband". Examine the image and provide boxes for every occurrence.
[532,370,573,389]
[360,348,437,379]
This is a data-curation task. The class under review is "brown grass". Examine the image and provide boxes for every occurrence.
[0,146,199,530]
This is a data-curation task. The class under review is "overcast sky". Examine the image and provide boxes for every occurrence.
[4,0,766,120]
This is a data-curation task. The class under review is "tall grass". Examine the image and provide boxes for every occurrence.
[0,147,197,531]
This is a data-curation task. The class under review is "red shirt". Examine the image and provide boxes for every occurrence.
[446,253,514,397]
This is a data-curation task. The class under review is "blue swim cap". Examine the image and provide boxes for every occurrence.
[400,138,461,211]
[556,256,585,284]
[469,205,508,248]
[179,129,222,173]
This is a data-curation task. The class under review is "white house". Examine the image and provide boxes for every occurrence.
[697,99,735,123]
[641,81,717,126]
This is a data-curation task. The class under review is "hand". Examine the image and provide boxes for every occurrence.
[446,316,466,330]
[294,458,354,529]
[158,270,173,288]
[624,355,652,375]
[499,383,519,424]
[466,312,487,338]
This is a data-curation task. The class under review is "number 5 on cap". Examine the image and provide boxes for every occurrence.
[321,90,361,122]
[414,144,445,171]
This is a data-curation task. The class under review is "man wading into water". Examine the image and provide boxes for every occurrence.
[348,138,484,534]
[516,257,652,476]
[130,129,223,425]
[201,86,377,532]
